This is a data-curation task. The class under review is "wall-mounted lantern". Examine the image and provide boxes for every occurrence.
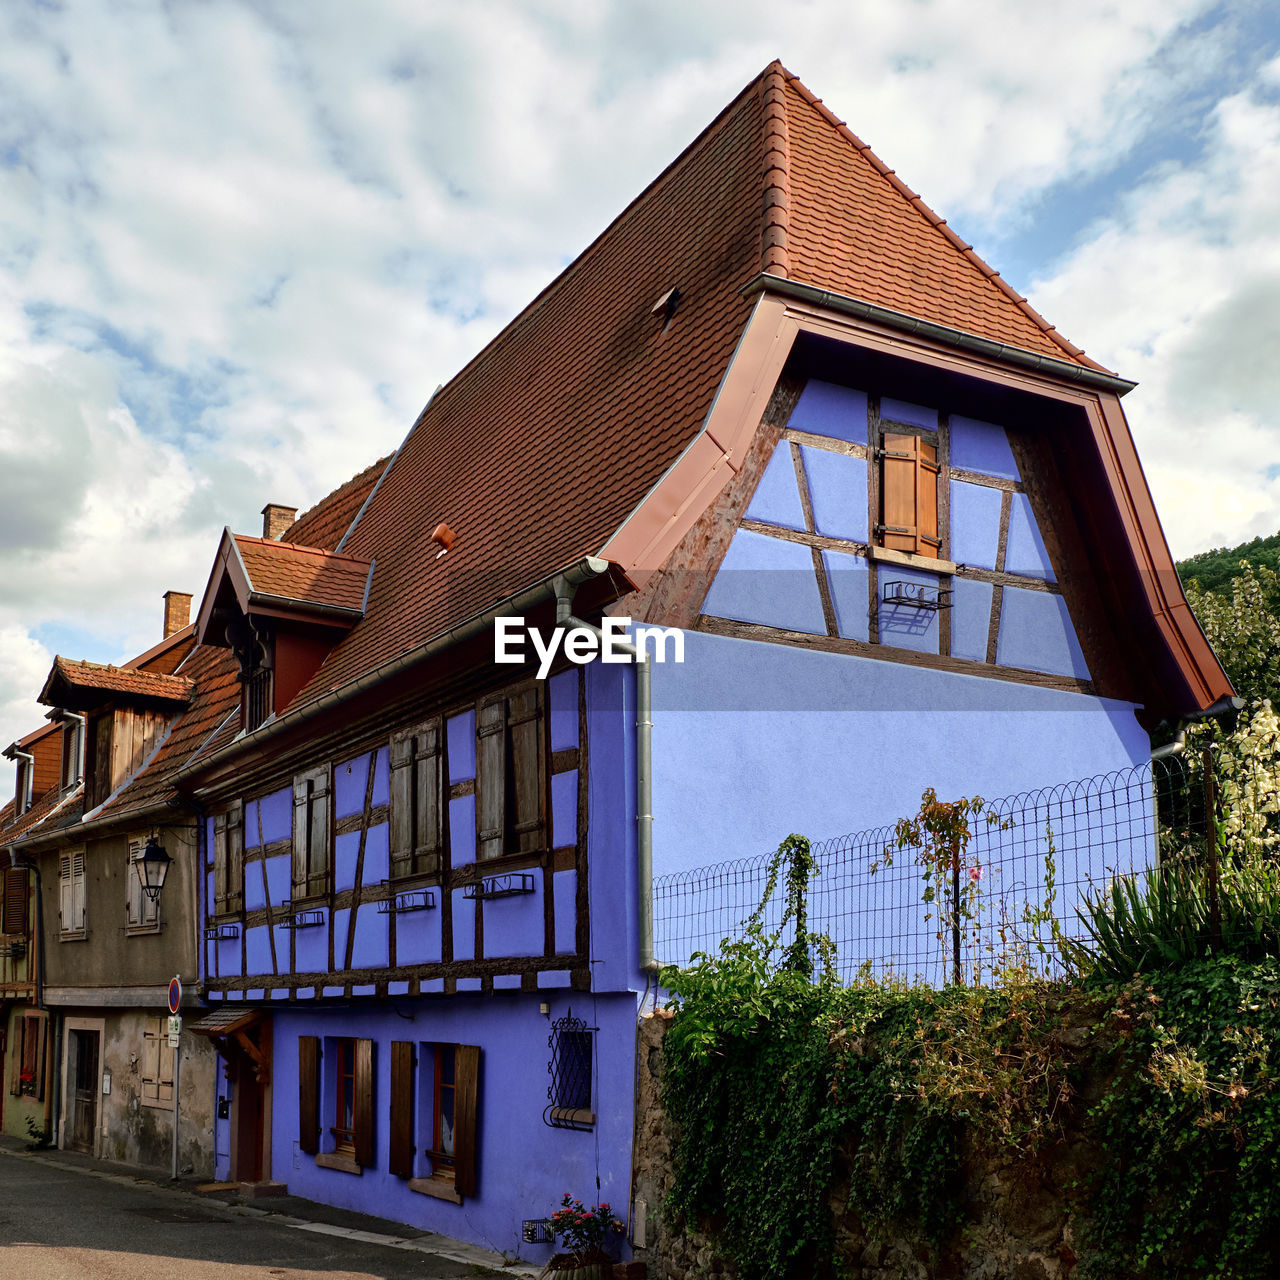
[136,834,172,903]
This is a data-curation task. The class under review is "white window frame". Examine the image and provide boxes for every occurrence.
[59,850,87,940]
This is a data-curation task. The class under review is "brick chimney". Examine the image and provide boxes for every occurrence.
[163,591,192,639]
[261,503,298,541]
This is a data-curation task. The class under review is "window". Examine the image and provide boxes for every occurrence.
[299,1035,373,1173]
[876,430,941,557]
[227,615,274,732]
[389,720,443,880]
[10,1011,46,1099]
[126,838,160,934]
[2,868,28,937]
[393,1041,480,1201]
[292,767,331,900]
[140,1017,174,1107]
[212,802,245,916]
[61,718,83,787]
[13,759,31,816]
[544,1012,595,1129]
[59,851,86,938]
[476,685,546,861]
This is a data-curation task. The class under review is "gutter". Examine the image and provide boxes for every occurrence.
[741,273,1139,398]
[176,555,613,786]
[1150,694,1244,761]
[554,592,659,976]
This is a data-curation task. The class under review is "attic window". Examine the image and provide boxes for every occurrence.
[651,287,681,325]
[226,616,274,732]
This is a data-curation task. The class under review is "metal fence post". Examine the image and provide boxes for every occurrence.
[952,841,963,986]
[1203,737,1221,951]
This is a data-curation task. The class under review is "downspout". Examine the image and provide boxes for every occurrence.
[9,849,55,1140]
[62,713,87,784]
[553,589,658,975]
[1150,695,1243,761]
[9,750,34,813]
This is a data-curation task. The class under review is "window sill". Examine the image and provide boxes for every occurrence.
[58,930,88,943]
[548,1107,595,1127]
[315,1152,363,1176]
[140,1093,174,1110]
[125,924,163,937]
[409,1176,462,1204]
[867,545,957,575]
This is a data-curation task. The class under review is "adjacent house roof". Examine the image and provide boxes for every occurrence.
[282,454,392,552]
[39,657,193,711]
[0,779,82,847]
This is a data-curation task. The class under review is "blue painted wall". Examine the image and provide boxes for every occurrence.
[211,992,636,1264]
[649,629,1150,879]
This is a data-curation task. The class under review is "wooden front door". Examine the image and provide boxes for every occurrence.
[228,1017,271,1184]
[70,1030,99,1153]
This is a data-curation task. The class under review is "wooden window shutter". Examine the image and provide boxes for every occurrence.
[414,723,442,874]
[308,772,331,895]
[212,811,228,913]
[507,688,545,856]
[453,1044,481,1198]
[879,433,941,555]
[353,1038,374,1168]
[2,868,28,935]
[8,1019,20,1095]
[389,1040,415,1179]
[476,699,506,861]
[228,801,245,912]
[292,777,310,894]
[298,1036,320,1154]
[389,734,415,876]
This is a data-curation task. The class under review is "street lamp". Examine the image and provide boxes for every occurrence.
[136,834,172,903]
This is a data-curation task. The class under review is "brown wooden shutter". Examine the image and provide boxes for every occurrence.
[353,1037,374,1168]
[212,811,228,913]
[228,801,245,912]
[453,1044,480,1197]
[308,772,331,895]
[476,699,506,861]
[879,433,940,555]
[292,777,310,895]
[507,688,545,856]
[389,734,415,877]
[2,868,28,935]
[8,1020,20,1096]
[389,1040,415,1178]
[414,723,442,874]
[298,1036,320,1154]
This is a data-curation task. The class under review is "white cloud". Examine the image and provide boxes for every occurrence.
[1030,55,1280,557]
[0,0,1272,795]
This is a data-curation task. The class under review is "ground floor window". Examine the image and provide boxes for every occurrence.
[299,1035,374,1173]
[10,1010,46,1099]
[140,1017,174,1107]
[387,1040,480,1202]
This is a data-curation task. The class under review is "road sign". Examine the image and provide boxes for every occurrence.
[167,1014,181,1048]
[167,975,182,1015]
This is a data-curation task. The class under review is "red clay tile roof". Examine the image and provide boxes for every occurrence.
[282,455,392,552]
[39,657,193,709]
[769,66,1106,371]
[0,799,14,830]
[0,781,82,846]
[233,536,371,614]
[130,625,198,675]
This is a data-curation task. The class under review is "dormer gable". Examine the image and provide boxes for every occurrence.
[37,657,192,811]
[194,527,372,732]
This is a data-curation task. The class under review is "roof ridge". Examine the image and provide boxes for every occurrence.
[235,533,370,565]
[779,70,1112,374]
[760,63,792,279]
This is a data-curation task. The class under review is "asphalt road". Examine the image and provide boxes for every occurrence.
[0,1153,508,1280]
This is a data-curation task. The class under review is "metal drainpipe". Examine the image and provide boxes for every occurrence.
[9,849,55,1139]
[10,750,34,813]
[1150,696,1243,762]
[62,713,87,782]
[554,594,659,974]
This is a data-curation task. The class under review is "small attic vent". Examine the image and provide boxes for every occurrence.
[652,287,681,324]
[431,522,456,559]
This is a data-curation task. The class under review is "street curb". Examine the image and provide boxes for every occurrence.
[0,1145,540,1276]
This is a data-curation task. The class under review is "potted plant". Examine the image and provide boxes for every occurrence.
[540,1193,619,1277]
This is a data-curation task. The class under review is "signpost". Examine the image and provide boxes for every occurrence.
[168,976,181,1180]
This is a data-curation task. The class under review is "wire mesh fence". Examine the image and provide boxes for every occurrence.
[652,748,1266,986]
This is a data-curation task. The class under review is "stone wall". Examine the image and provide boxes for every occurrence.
[629,1010,1100,1280]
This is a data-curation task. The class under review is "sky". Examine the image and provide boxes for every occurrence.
[2,0,1279,791]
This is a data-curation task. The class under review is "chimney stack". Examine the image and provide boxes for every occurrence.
[163,591,193,639]
[261,503,298,541]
